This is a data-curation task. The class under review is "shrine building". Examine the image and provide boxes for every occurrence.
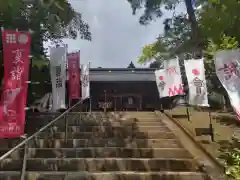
[68,62,160,111]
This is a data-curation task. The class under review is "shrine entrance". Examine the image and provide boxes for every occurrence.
[121,94,142,111]
[89,81,159,111]
[98,93,142,111]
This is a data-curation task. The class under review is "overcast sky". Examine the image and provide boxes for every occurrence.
[47,0,185,68]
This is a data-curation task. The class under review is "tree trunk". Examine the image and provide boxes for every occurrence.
[184,0,202,54]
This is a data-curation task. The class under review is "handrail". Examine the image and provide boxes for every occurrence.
[0,99,84,161]
[20,142,28,180]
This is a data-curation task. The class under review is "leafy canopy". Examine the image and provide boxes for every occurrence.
[0,0,91,56]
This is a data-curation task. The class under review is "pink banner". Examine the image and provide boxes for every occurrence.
[67,51,81,101]
[0,30,31,138]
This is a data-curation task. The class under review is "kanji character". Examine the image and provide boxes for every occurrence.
[10,66,23,80]
[167,67,177,75]
[6,33,17,44]
[56,65,61,77]
[56,77,62,88]
[192,77,204,95]
[13,49,24,64]
[218,61,240,80]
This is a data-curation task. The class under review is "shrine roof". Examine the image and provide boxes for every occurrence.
[67,68,157,82]
[89,68,156,72]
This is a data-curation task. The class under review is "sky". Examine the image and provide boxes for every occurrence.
[46,0,185,68]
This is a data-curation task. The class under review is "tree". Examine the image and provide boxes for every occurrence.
[0,0,91,83]
[149,61,163,68]
[127,0,205,52]
[137,13,194,64]
[199,0,240,44]
[138,0,240,65]
[138,41,169,64]
[0,0,91,56]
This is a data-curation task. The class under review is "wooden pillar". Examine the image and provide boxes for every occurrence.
[120,95,123,111]
[140,96,142,111]
[114,96,116,112]
[104,90,107,113]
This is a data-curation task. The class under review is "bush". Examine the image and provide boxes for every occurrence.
[219,135,240,179]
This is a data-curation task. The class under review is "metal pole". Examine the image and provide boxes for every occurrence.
[88,62,91,112]
[25,54,33,136]
[208,111,214,142]
[27,57,33,103]
[20,142,28,180]
[185,95,190,121]
[65,44,69,110]
[89,96,92,112]
[186,107,190,121]
[64,113,68,143]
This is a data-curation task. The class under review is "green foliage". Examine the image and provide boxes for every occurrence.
[219,136,240,179]
[138,13,193,64]
[127,0,178,25]
[0,0,91,85]
[149,61,163,68]
[0,0,91,56]
[204,35,239,78]
[199,0,240,44]
[205,36,239,59]
[138,42,169,64]
[127,0,205,53]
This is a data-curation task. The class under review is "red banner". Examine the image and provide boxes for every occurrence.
[0,30,31,138]
[67,51,81,101]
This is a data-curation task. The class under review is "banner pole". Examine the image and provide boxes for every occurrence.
[24,56,33,138]
[186,106,190,121]
[25,28,34,136]
[65,44,69,110]
[184,95,190,121]
[208,111,214,142]
[89,62,91,112]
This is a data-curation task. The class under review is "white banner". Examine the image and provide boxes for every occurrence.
[155,58,184,98]
[155,69,166,98]
[215,50,240,119]
[50,46,67,111]
[81,63,90,100]
[184,58,209,106]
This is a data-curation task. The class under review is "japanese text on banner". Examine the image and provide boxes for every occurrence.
[0,30,31,138]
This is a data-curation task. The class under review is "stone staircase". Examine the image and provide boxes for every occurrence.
[0,112,211,180]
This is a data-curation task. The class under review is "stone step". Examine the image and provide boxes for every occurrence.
[38,131,176,139]
[0,158,201,172]
[0,171,209,180]
[0,131,177,149]
[44,125,170,133]
[29,118,165,127]
[0,148,192,159]
[28,113,160,121]
[0,139,181,149]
